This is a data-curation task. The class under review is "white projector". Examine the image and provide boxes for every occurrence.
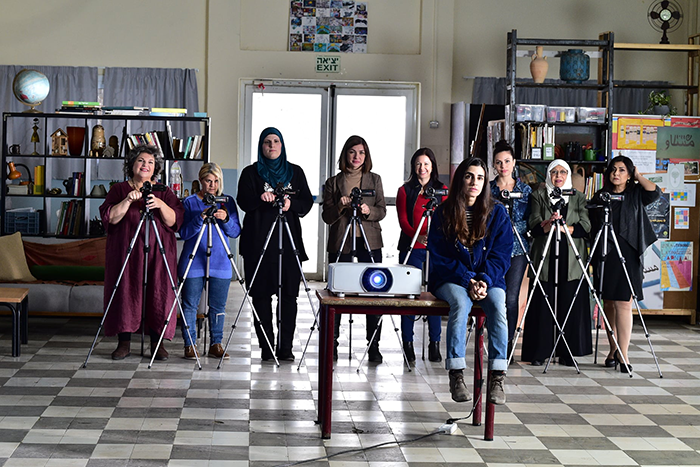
[327,262,422,298]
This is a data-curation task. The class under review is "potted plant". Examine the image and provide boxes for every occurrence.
[644,90,677,116]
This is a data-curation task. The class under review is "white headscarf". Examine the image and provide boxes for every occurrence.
[545,159,573,205]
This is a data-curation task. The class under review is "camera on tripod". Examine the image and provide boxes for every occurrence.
[140,181,167,196]
[599,191,624,203]
[272,183,297,207]
[499,189,523,200]
[550,186,576,198]
[350,186,375,208]
[424,186,448,198]
[203,193,228,205]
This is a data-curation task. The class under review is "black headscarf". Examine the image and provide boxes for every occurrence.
[256,127,293,187]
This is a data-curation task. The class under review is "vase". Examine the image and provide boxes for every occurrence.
[90,124,106,157]
[559,49,590,84]
[530,46,548,83]
[67,126,86,156]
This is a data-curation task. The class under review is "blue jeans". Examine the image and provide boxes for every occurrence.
[181,276,230,346]
[434,282,508,372]
[505,254,527,342]
[399,249,441,342]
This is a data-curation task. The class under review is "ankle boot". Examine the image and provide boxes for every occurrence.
[428,341,442,362]
[111,340,131,360]
[403,341,416,363]
[368,342,383,363]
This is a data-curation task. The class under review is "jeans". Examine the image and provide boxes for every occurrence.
[434,282,508,372]
[398,249,441,342]
[330,247,383,344]
[505,254,527,342]
[181,276,230,346]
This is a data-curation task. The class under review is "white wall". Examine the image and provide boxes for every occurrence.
[1,0,696,174]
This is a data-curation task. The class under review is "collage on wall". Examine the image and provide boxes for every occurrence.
[610,115,699,307]
[289,0,368,53]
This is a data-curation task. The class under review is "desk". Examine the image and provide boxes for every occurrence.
[316,289,495,440]
[0,287,29,357]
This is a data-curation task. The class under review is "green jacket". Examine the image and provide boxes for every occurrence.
[528,188,591,282]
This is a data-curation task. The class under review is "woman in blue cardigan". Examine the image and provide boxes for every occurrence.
[178,162,241,360]
[428,157,512,405]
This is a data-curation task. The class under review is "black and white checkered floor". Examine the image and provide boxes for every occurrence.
[1,281,699,466]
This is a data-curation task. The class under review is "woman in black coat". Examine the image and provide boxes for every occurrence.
[237,127,313,362]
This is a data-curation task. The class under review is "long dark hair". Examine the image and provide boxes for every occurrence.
[602,155,635,192]
[441,157,493,246]
[406,147,440,186]
[338,135,372,173]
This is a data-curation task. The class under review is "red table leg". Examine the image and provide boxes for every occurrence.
[318,304,335,439]
[472,311,485,427]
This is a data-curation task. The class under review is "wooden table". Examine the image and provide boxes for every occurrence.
[316,289,495,440]
[0,287,29,357]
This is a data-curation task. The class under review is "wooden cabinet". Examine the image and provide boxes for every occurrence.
[2,112,210,238]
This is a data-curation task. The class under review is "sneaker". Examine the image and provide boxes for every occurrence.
[403,341,416,363]
[111,340,131,360]
[428,341,442,362]
[208,343,229,360]
[368,343,383,363]
[488,371,506,405]
[448,369,471,402]
[184,345,199,360]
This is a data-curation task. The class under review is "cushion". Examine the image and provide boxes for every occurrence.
[30,266,105,282]
[23,237,106,268]
[0,232,37,282]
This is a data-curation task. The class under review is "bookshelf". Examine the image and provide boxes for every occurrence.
[2,112,210,238]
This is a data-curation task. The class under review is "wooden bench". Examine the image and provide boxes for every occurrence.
[316,289,496,440]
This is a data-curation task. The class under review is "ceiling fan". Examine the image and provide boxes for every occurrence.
[648,0,683,44]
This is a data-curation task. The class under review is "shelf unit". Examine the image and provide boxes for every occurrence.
[2,112,210,238]
[506,30,614,171]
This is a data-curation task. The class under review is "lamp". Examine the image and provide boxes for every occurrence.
[7,162,33,186]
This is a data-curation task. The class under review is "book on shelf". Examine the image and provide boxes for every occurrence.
[104,109,149,116]
[7,184,30,195]
[103,106,149,110]
[126,131,174,159]
[62,101,101,107]
[149,112,186,117]
[55,199,84,237]
[151,107,187,114]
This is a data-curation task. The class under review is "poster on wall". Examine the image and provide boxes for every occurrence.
[289,1,368,53]
[645,192,670,239]
[612,116,667,150]
[656,126,700,159]
[660,241,693,291]
[640,241,663,309]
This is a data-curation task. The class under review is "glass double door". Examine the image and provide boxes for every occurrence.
[240,80,418,280]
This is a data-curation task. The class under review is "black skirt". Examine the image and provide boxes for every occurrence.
[592,235,643,302]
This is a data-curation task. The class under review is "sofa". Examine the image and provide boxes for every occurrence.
[0,233,105,316]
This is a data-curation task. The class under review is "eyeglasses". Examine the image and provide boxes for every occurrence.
[550,170,568,176]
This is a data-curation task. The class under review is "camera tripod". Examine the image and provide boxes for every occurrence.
[586,198,662,378]
[510,195,591,373]
[84,185,193,368]
[220,190,318,369]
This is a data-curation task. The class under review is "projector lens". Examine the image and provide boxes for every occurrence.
[361,267,393,293]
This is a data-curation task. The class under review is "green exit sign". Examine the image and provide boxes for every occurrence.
[316,56,340,73]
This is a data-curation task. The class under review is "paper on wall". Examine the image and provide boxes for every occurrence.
[612,149,656,174]
[674,207,690,229]
[639,241,663,310]
[668,184,696,207]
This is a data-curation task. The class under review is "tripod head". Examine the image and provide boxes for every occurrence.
[423,186,447,211]
[550,186,575,215]
[140,181,167,212]
[350,186,375,209]
[273,182,296,209]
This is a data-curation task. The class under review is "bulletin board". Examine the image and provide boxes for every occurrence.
[613,115,699,324]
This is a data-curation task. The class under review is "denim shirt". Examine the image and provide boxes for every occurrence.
[489,178,531,257]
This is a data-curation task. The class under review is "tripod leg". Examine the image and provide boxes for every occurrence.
[84,215,147,367]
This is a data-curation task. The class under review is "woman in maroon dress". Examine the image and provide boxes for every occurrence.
[99,144,184,361]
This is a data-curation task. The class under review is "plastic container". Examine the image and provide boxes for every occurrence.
[546,106,576,123]
[577,107,606,123]
[515,104,546,122]
[169,161,182,198]
[5,211,40,235]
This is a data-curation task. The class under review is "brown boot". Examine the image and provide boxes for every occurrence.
[208,343,230,359]
[111,340,131,360]
[151,342,169,361]
[184,345,199,360]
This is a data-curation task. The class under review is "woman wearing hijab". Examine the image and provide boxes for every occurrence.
[237,127,314,362]
[521,159,592,367]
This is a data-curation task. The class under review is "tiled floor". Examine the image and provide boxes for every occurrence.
[1,281,699,466]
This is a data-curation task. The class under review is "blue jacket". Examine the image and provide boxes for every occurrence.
[427,203,513,293]
[177,193,241,279]
[489,178,531,257]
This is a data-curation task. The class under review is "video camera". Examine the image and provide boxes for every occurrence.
[424,186,448,198]
[499,189,523,200]
[350,186,375,208]
[550,186,576,199]
[203,193,228,206]
[599,191,624,203]
[273,183,297,207]
[140,181,167,196]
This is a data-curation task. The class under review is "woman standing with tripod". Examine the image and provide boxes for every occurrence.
[590,155,659,373]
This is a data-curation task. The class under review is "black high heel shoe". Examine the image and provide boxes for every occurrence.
[615,351,632,373]
[604,355,617,368]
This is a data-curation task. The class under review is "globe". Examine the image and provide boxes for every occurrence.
[12,69,50,112]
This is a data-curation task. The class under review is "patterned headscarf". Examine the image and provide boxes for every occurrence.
[256,127,293,188]
[545,159,573,205]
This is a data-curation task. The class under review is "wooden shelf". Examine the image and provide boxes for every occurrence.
[615,42,700,52]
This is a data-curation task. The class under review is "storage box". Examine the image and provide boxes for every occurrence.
[546,106,576,123]
[577,107,606,123]
[515,104,546,122]
[5,211,40,235]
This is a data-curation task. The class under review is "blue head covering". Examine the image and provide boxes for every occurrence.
[256,127,293,188]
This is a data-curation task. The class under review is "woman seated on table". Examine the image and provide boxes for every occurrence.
[427,157,512,405]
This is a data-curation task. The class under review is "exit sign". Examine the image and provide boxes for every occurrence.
[316,56,340,73]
